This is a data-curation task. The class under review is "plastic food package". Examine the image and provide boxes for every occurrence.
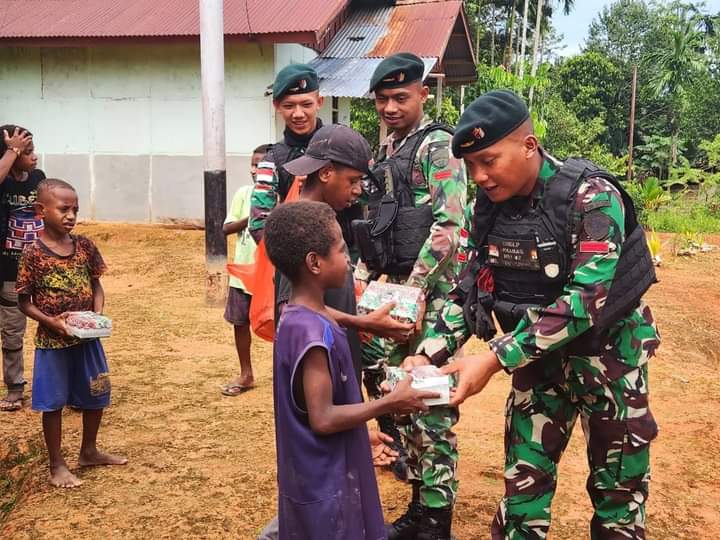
[65,311,113,339]
[385,365,450,406]
[357,281,424,323]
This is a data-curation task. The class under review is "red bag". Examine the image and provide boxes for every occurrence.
[227,179,301,341]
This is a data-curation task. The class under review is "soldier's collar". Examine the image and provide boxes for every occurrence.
[382,116,431,155]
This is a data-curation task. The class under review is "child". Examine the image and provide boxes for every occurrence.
[264,200,437,539]
[17,178,127,488]
[221,143,271,396]
[0,125,45,412]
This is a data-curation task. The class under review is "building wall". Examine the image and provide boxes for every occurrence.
[0,41,350,223]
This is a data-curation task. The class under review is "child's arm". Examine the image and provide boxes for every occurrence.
[18,294,70,338]
[302,346,436,436]
[92,278,105,314]
[222,217,249,236]
[327,304,414,343]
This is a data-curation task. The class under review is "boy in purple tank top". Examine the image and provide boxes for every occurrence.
[265,201,437,540]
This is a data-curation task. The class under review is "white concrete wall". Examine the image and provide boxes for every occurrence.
[0,42,355,223]
[0,42,291,223]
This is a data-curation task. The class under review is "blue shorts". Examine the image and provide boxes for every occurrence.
[31,340,111,412]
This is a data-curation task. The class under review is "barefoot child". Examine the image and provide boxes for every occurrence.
[221,143,271,396]
[17,178,126,488]
[264,201,437,539]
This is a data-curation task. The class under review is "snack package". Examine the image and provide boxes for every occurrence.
[385,365,450,406]
[65,311,113,339]
[357,281,424,323]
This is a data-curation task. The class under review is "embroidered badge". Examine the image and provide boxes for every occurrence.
[433,170,452,181]
[397,71,405,82]
[579,241,610,254]
[460,139,475,148]
[299,79,307,89]
[584,212,612,241]
[544,263,560,278]
[89,372,111,396]
[472,126,485,139]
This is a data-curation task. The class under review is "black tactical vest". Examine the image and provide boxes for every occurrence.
[471,158,656,351]
[356,123,453,275]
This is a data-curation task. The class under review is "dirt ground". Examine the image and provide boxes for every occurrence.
[1,224,719,539]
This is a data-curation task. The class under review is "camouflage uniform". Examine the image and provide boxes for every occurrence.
[417,158,660,538]
[357,119,467,508]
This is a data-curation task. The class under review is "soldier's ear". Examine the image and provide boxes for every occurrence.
[523,134,539,159]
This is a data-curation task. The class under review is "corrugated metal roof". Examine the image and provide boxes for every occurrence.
[0,0,347,39]
[309,56,437,98]
[312,0,475,96]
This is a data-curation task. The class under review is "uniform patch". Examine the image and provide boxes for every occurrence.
[472,126,485,139]
[584,211,612,240]
[433,170,452,181]
[487,235,540,270]
[579,241,610,254]
[584,198,611,212]
[431,145,450,168]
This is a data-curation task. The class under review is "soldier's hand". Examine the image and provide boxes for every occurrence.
[440,351,503,406]
[361,302,414,342]
[401,354,430,371]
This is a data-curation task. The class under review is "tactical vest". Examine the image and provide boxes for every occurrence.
[352,123,453,275]
[471,158,656,353]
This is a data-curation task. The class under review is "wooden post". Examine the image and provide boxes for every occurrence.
[627,64,638,182]
[200,0,228,306]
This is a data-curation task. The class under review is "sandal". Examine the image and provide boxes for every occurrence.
[221,383,256,396]
[0,397,23,412]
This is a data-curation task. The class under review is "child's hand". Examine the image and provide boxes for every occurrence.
[362,302,415,342]
[3,127,32,154]
[368,430,399,467]
[47,313,70,337]
[386,376,439,415]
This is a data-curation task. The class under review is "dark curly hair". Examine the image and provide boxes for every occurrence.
[0,124,32,154]
[265,201,338,282]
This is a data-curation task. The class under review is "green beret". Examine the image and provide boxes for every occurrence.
[369,52,425,92]
[452,90,530,158]
[272,64,319,100]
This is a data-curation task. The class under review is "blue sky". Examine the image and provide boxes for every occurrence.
[553,0,720,56]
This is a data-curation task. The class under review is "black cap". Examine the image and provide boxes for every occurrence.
[283,124,372,176]
[451,89,531,158]
[271,64,319,100]
[369,52,425,92]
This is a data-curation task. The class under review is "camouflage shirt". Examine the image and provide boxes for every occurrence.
[356,120,467,309]
[417,157,660,390]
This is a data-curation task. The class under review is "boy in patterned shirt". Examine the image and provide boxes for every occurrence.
[17,178,127,488]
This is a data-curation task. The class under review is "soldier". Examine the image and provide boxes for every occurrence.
[249,64,362,252]
[409,90,660,539]
[353,53,467,540]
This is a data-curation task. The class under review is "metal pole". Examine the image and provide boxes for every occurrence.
[200,0,227,306]
[460,85,466,115]
[627,64,638,182]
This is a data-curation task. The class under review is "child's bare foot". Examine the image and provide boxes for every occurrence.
[78,449,128,467]
[50,464,84,488]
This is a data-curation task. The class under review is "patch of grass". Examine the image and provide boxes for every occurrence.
[647,204,720,233]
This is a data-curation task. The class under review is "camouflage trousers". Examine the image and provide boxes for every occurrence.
[362,307,459,509]
[491,364,658,540]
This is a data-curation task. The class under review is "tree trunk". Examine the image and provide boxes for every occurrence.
[518,0,530,79]
[528,0,544,108]
[503,0,517,70]
[475,1,483,63]
[514,16,523,75]
[490,3,496,66]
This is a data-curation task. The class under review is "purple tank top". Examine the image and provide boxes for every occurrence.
[273,305,386,540]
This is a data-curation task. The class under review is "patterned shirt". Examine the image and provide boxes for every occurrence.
[417,157,660,391]
[16,235,107,349]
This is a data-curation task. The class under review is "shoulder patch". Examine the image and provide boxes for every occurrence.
[428,140,450,168]
[583,211,612,240]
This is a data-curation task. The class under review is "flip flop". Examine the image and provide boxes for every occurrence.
[0,397,23,412]
[221,384,256,396]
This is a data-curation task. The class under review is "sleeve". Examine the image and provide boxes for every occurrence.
[489,176,626,372]
[248,153,279,243]
[15,245,36,295]
[224,187,248,225]
[405,130,467,293]
[84,238,107,279]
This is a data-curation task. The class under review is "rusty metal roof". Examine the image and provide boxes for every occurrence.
[0,0,347,42]
[311,0,476,97]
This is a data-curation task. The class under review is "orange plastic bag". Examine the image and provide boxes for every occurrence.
[227,179,301,341]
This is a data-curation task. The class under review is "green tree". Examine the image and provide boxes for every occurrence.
[643,4,708,164]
